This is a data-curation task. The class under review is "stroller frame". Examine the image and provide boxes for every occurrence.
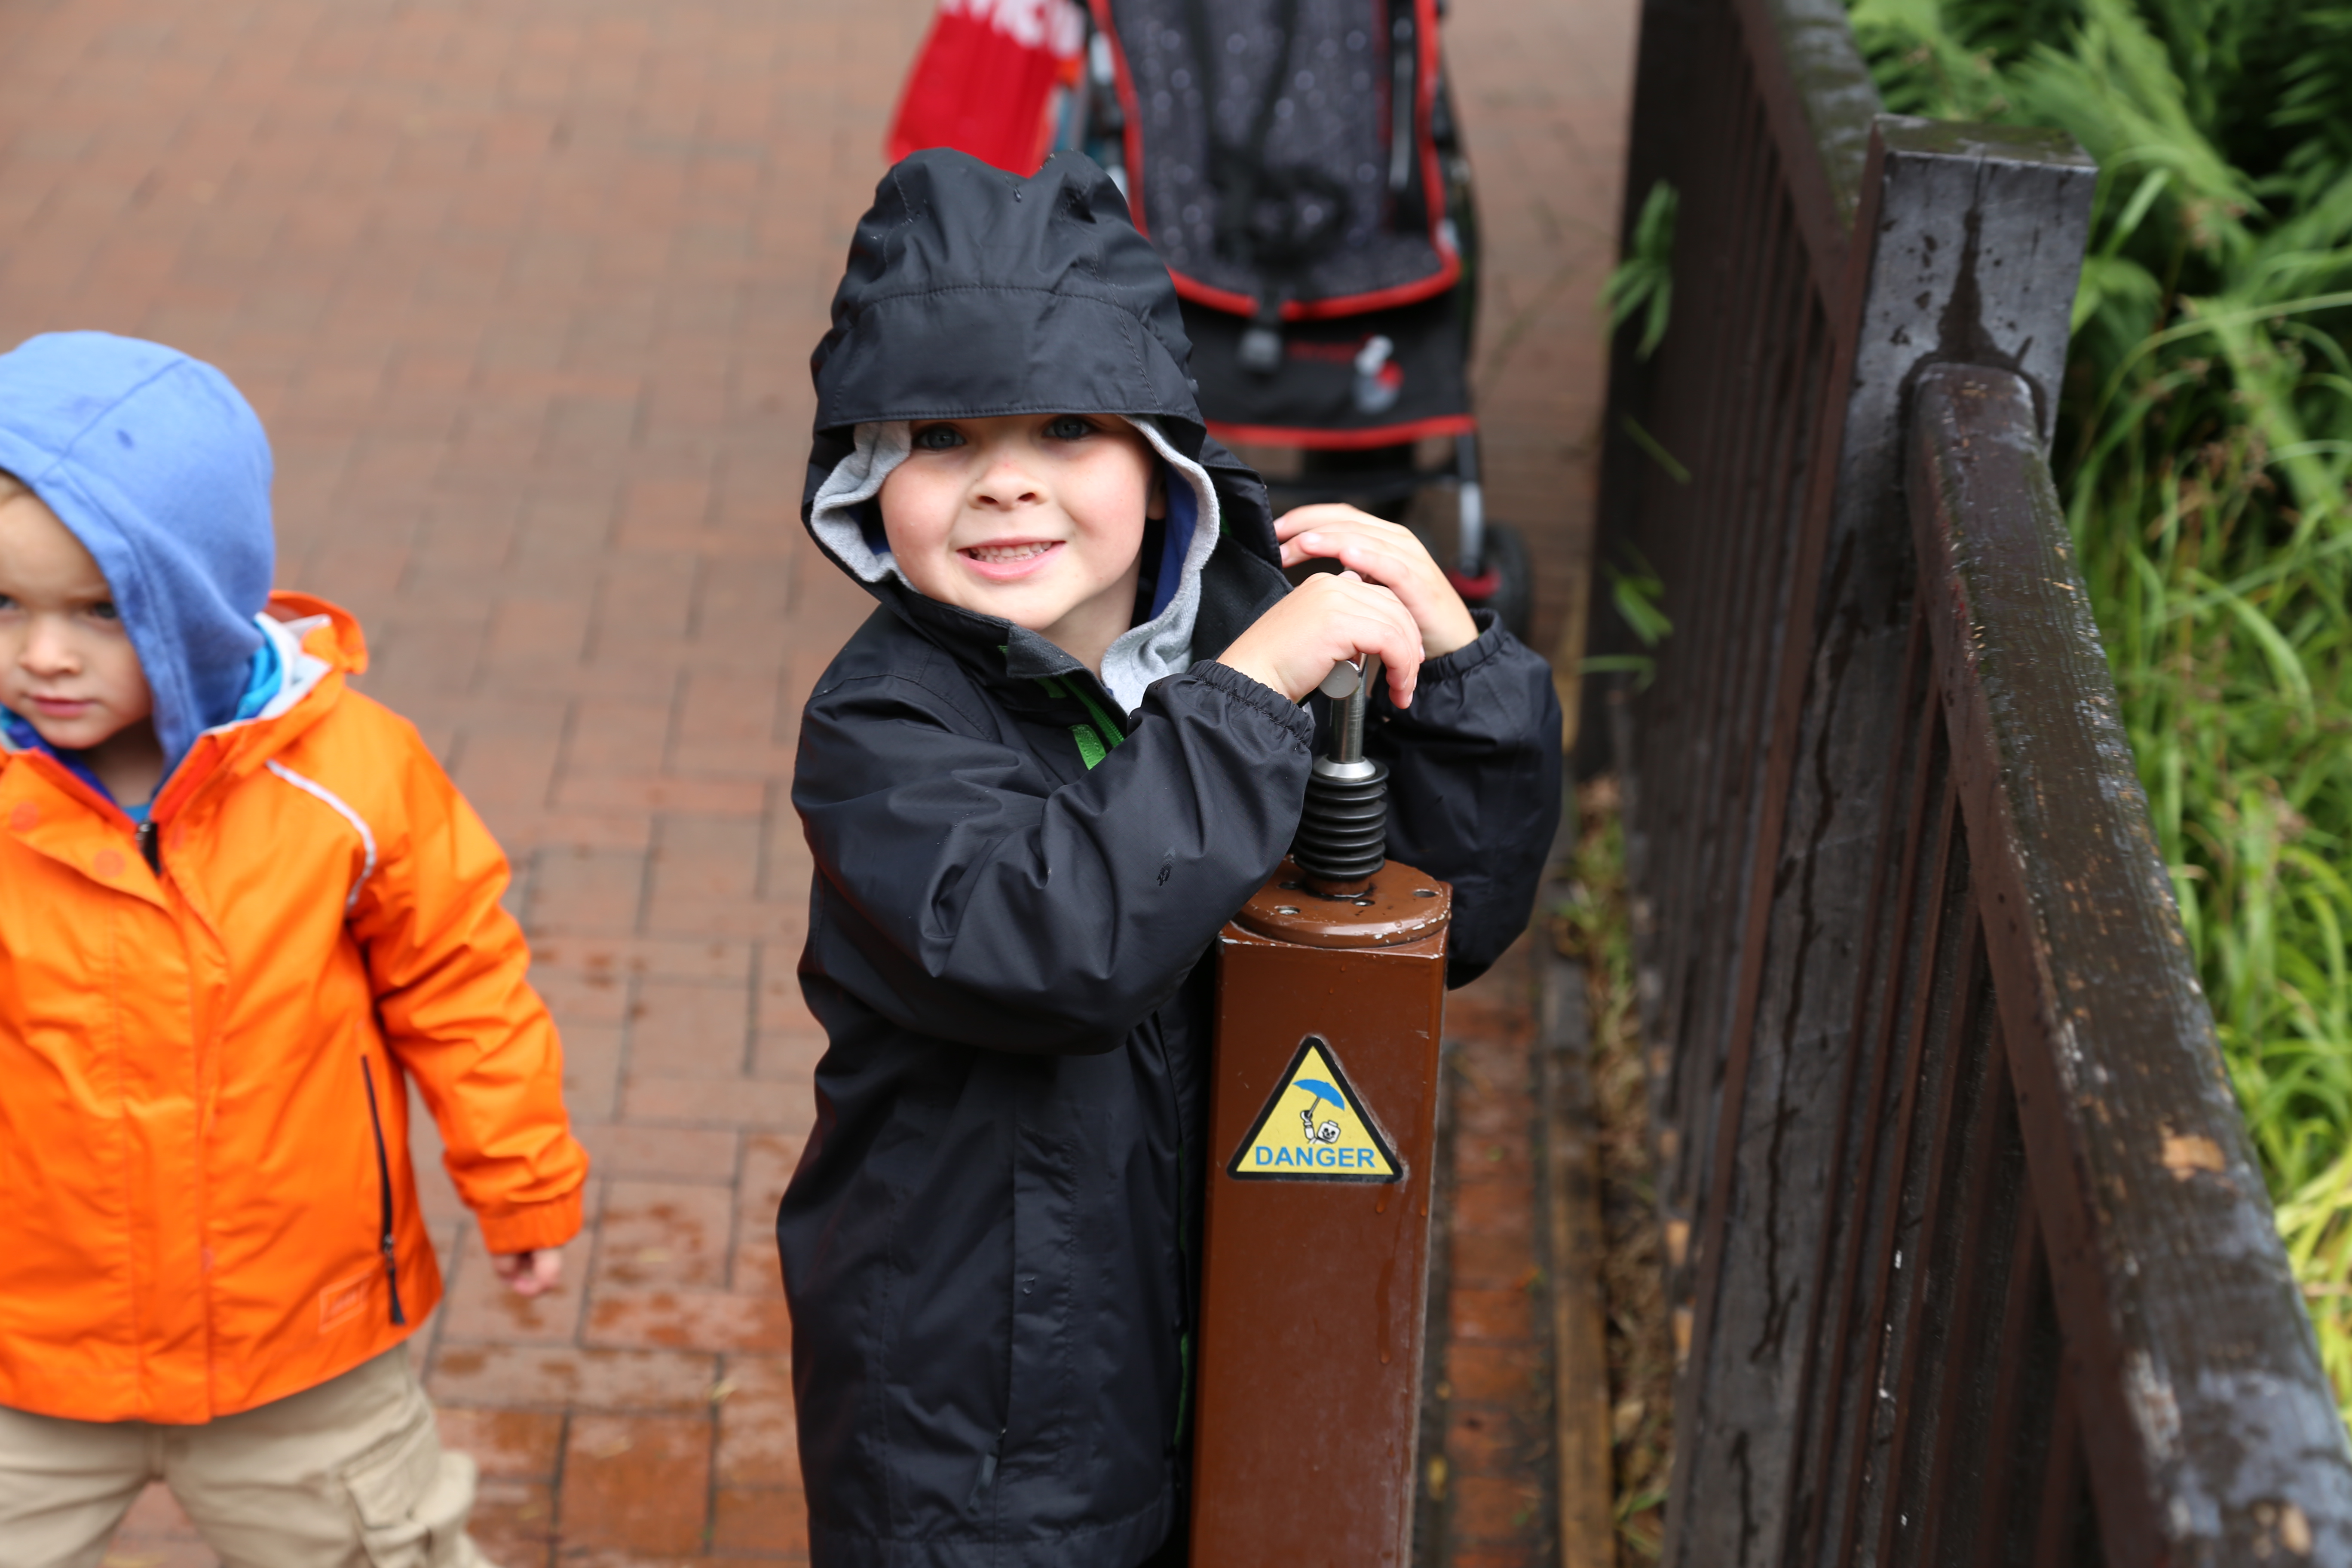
[1069,0,1530,626]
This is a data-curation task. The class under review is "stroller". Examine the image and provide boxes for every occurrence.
[1072,0,1531,636]
[883,0,1531,635]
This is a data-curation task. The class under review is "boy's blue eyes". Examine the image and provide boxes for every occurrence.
[0,597,117,619]
[910,417,1099,451]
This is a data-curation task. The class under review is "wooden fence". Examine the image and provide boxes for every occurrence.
[1584,0,2352,1559]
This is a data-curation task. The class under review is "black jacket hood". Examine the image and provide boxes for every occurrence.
[798,147,1286,687]
[810,147,1204,438]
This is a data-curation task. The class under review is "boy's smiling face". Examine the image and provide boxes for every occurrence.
[879,413,1162,672]
[0,481,160,780]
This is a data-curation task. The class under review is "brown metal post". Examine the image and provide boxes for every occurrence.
[1188,656,1454,1566]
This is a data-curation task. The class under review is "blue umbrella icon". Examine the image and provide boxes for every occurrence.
[1296,1079,1343,1112]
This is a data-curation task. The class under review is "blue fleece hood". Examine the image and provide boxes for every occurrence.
[0,332,275,770]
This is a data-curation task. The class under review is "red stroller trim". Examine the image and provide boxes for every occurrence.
[1207,412,1476,449]
[1169,262,1461,323]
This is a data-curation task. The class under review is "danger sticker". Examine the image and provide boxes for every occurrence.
[1228,1037,1402,1184]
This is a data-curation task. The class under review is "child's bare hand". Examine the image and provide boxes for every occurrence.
[1276,505,1479,658]
[492,1248,564,1298]
[1217,569,1426,707]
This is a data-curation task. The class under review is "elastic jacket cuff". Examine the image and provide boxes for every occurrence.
[475,1188,586,1256]
[1418,608,1509,685]
[1182,660,1316,749]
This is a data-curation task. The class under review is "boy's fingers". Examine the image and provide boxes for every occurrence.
[1289,533,1428,588]
[1292,530,1478,660]
[1283,530,1450,613]
[1272,502,1384,541]
[1306,576,1403,653]
[1301,543,1470,658]
[1279,518,1416,564]
[1326,578,1422,706]
[493,1248,565,1296]
[1216,568,1424,702]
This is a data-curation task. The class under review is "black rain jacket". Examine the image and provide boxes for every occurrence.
[777,149,1562,1568]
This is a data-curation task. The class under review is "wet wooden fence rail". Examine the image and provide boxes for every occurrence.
[1586,0,2352,1561]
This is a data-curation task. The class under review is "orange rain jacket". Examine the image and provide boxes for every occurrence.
[0,593,588,1424]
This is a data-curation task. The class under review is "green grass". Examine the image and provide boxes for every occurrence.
[1847,0,2352,1413]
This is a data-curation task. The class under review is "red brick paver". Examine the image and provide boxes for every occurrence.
[1431,0,1637,1559]
[1449,0,1638,658]
[1433,956,1560,1568]
[0,0,1628,1560]
[0,0,928,1560]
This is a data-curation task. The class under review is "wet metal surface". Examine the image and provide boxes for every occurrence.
[1235,857,1454,949]
[1192,864,1452,1566]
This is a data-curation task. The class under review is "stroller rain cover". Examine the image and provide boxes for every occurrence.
[1093,0,1471,445]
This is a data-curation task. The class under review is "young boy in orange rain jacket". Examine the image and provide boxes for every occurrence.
[0,331,589,1567]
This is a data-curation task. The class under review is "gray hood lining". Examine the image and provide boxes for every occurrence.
[808,417,1224,714]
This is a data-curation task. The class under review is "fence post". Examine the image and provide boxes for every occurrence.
[1663,118,2095,1568]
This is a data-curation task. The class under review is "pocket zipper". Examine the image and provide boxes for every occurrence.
[358,1056,409,1326]
[967,1429,1005,1513]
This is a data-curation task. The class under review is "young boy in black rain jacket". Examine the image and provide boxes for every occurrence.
[778,148,1562,1568]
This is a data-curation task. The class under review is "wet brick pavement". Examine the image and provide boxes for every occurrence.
[1436,962,1561,1568]
[0,0,1629,1559]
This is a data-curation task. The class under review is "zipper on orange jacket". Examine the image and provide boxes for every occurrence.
[358,1057,408,1326]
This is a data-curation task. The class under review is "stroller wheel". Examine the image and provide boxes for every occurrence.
[1442,520,1533,645]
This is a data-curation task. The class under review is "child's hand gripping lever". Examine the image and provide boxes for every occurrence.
[1215,564,1425,710]
[1294,652,1388,895]
[1217,504,1481,899]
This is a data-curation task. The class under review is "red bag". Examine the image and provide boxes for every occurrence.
[885,0,1086,175]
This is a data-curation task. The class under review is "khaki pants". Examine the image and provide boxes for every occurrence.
[0,1345,490,1568]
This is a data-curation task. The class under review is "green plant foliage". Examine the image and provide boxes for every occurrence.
[1848,0,2352,1417]
[1603,183,1680,361]
[1608,551,1674,650]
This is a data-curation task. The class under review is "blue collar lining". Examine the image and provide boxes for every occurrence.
[1,628,283,812]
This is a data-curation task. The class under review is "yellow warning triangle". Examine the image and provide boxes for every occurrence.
[1228,1036,1402,1183]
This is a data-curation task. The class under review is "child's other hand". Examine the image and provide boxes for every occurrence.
[1217,569,1426,708]
[1275,505,1479,659]
[493,1248,564,1298]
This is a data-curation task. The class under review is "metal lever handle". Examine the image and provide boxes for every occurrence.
[1316,655,1382,766]
[1317,658,1367,700]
